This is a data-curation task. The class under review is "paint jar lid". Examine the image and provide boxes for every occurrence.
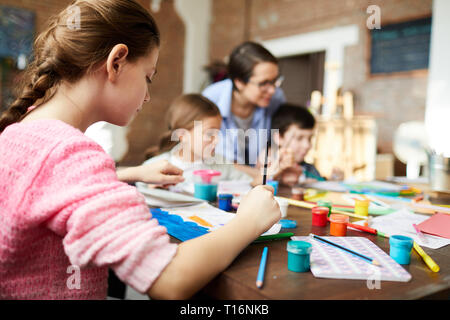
[311,206,329,215]
[329,214,349,224]
[317,200,332,207]
[267,180,279,186]
[279,219,297,229]
[287,240,312,255]
[355,199,370,207]
[193,170,221,183]
[218,194,233,200]
[389,235,413,248]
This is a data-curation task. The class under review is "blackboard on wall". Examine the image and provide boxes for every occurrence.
[0,5,35,60]
[370,17,432,75]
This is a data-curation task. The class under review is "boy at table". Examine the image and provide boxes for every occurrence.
[259,103,343,186]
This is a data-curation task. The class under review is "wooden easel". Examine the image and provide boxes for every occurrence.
[306,64,376,181]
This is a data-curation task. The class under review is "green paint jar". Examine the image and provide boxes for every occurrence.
[287,240,312,272]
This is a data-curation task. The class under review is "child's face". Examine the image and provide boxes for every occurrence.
[104,47,159,126]
[235,62,280,107]
[182,115,222,161]
[279,124,314,163]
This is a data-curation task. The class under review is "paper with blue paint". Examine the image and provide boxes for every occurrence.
[151,202,281,242]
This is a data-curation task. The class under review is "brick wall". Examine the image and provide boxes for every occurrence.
[209,0,432,153]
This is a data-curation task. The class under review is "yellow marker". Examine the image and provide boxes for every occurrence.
[413,241,440,273]
[188,215,213,228]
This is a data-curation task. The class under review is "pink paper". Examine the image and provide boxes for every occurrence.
[417,213,450,239]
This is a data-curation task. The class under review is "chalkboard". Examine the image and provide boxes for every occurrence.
[370,17,431,74]
[0,5,35,60]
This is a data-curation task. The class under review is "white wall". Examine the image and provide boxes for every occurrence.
[174,0,212,93]
[262,25,359,115]
[425,0,450,156]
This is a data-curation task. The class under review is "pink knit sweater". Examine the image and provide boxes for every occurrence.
[0,119,178,299]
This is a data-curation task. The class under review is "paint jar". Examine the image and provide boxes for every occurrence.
[193,170,221,201]
[317,200,332,217]
[275,196,289,218]
[329,214,349,236]
[291,187,304,201]
[267,180,279,195]
[311,206,329,227]
[287,240,313,272]
[218,194,233,211]
[354,199,370,217]
[389,235,414,265]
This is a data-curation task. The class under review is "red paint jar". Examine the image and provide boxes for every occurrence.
[311,206,329,227]
[329,214,349,236]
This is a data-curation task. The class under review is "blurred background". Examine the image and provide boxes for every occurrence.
[1,0,449,183]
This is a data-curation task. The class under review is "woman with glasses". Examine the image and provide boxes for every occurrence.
[202,41,286,166]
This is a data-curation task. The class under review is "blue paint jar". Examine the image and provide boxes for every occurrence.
[194,183,218,202]
[193,170,221,202]
[287,240,312,272]
[267,180,279,195]
[218,194,233,211]
[389,235,414,265]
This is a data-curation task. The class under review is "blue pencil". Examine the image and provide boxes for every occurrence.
[256,247,268,288]
[309,234,381,266]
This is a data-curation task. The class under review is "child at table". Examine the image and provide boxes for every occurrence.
[143,93,265,193]
[258,103,343,186]
[0,0,280,300]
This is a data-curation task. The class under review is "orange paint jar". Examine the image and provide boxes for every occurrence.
[329,214,349,236]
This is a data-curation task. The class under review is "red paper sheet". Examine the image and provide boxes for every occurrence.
[417,213,450,239]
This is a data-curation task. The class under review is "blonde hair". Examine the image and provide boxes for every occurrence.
[0,0,159,132]
[146,94,221,158]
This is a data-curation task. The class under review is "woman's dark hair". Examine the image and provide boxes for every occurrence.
[0,0,160,133]
[271,103,316,136]
[227,41,278,91]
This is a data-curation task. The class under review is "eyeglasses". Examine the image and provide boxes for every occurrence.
[248,75,284,91]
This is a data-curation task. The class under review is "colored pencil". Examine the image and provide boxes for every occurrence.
[256,247,268,288]
[309,233,381,266]
[347,223,377,235]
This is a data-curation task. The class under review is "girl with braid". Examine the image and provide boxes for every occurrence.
[0,0,280,300]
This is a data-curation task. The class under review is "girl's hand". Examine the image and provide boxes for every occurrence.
[137,160,184,185]
[236,185,281,237]
[116,160,184,185]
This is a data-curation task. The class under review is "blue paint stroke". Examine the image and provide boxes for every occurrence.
[150,208,209,242]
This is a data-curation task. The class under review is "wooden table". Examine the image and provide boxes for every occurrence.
[197,195,450,300]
